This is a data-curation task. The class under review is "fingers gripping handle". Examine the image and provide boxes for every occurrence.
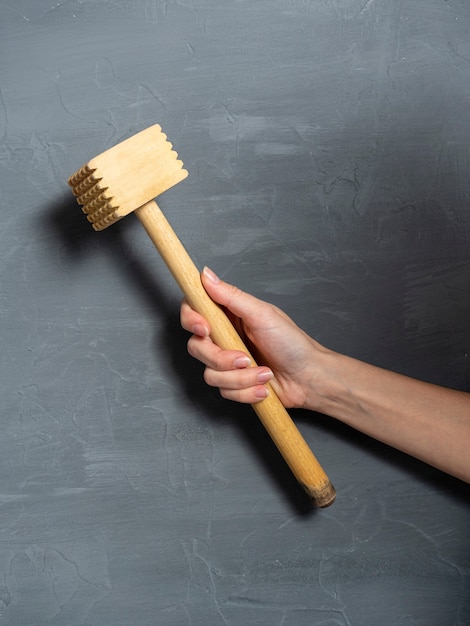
[135,200,336,507]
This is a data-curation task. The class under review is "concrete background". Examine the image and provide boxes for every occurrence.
[0,1,469,624]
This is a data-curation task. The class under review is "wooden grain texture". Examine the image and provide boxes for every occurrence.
[68,125,335,506]
[67,125,188,230]
[136,199,336,507]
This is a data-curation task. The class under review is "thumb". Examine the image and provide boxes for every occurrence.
[201,267,263,324]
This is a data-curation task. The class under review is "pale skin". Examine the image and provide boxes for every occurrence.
[180,267,470,484]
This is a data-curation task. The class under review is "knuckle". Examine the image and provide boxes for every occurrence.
[224,284,243,308]
[203,368,217,387]
[219,388,232,401]
[187,337,198,358]
[179,299,191,327]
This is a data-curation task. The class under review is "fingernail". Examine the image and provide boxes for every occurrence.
[203,266,220,284]
[192,323,209,337]
[255,387,269,399]
[234,356,251,368]
[257,370,274,383]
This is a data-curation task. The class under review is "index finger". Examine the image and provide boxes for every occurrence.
[180,299,210,337]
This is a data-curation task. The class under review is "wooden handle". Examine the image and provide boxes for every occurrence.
[135,200,336,507]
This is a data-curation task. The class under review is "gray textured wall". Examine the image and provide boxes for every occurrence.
[1,1,469,624]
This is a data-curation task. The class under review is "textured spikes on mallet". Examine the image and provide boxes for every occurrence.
[68,125,188,231]
[67,124,336,508]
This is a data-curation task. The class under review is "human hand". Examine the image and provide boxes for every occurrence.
[180,267,329,409]
[183,271,470,484]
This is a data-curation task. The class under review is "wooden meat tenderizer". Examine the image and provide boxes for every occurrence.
[67,124,336,508]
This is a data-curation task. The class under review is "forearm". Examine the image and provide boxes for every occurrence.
[312,350,470,482]
[181,273,470,482]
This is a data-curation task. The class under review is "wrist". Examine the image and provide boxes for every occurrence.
[302,344,357,416]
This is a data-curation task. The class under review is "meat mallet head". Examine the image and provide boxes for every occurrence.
[68,125,188,231]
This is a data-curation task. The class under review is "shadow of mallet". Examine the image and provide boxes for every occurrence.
[68,124,336,507]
